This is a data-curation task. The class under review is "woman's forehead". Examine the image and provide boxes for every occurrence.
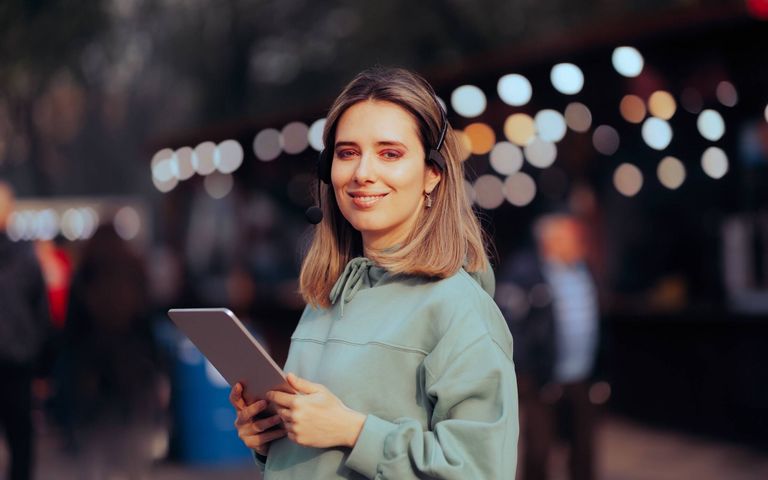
[335,100,421,144]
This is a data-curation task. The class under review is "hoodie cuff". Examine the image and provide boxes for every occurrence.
[345,414,396,478]
[252,450,267,473]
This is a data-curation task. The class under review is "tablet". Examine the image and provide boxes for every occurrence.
[167,308,292,406]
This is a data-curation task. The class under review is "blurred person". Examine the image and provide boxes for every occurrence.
[498,213,600,480]
[34,237,73,330]
[0,181,51,480]
[55,226,168,480]
[228,67,518,479]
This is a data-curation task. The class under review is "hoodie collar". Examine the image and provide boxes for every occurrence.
[329,257,388,315]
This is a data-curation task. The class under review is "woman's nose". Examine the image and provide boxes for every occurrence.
[353,152,377,184]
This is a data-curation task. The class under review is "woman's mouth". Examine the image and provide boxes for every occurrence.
[349,192,388,208]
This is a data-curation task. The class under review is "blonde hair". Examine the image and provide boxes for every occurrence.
[299,67,489,308]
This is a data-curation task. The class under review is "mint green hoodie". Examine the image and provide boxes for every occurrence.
[259,257,519,479]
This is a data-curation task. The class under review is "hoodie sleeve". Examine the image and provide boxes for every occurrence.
[345,327,518,479]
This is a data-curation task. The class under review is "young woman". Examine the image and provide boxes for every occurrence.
[229,67,518,479]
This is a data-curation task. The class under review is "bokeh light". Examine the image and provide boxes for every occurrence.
[592,125,620,155]
[490,142,524,175]
[193,141,217,175]
[657,156,686,190]
[61,208,97,241]
[497,74,532,106]
[253,128,282,161]
[281,122,309,155]
[308,118,326,151]
[451,85,487,118]
[764,104,768,123]
[454,130,473,161]
[61,208,84,241]
[564,102,592,132]
[35,209,59,241]
[175,147,195,180]
[648,91,677,120]
[7,212,24,242]
[550,63,584,95]
[589,381,612,405]
[504,113,536,146]
[152,174,178,193]
[204,172,234,199]
[620,95,646,124]
[114,206,141,240]
[701,147,729,179]
[151,148,176,182]
[612,46,644,77]
[524,137,557,168]
[534,109,567,142]
[681,88,703,114]
[716,81,738,107]
[81,207,99,239]
[641,117,673,150]
[215,139,244,174]
[463,179,476,206]
[614,163,643,197]
[503,172,536,207]
[473,174,505,209]
[697,109,725,141]
[464,122,496,155]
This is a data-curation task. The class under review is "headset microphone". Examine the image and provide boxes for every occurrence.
[305,204,323,224]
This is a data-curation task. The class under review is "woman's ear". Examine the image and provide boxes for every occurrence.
[424,164,442,194]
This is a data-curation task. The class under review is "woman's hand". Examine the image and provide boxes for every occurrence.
[267,373,366,449]
[229,383,286,457]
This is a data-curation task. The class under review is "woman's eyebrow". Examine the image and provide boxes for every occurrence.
[375,141,408,150]
[334,140,408,150]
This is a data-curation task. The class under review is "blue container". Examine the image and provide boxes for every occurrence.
[159,321,254,465]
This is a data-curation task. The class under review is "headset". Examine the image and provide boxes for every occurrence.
[305,102,449,224]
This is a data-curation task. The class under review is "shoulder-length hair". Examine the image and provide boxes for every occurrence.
[299,67,490,308]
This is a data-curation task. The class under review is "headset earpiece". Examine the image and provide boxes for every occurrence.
[318,149,332,184]
[428,148,446,171]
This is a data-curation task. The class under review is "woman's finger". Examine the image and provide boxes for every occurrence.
[243,398,269,418]
[276,407,294,423]
[235,400,266,427]
[267,390,296,408]
[229,383,246,410]
[252,413,283,433]
[243,428,287,450]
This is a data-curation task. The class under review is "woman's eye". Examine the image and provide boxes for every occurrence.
[336,150,357,159]
[381,150,402,159]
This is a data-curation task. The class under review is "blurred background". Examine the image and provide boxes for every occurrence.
[1,0,768,479]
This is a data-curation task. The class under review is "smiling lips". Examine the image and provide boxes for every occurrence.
[349,191,389,208]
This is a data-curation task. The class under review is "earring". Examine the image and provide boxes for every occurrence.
[424,191,433,208]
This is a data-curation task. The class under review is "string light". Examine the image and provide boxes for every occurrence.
[614,163,643,197]
[504,172,536,207]
[550,63,584,95]
[497,74,532,106]
[451,85,487,118]
[657,156,686,190]
[612,47,644,77]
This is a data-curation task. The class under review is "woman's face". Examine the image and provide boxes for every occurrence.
[331,100,441,252]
